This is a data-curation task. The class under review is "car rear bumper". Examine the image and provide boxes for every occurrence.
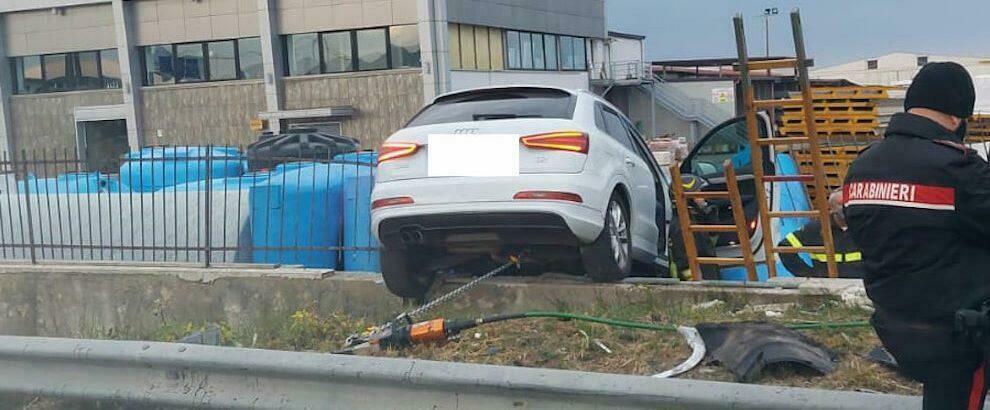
[372,201,605,249]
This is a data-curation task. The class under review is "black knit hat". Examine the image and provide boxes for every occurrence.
[904,62,976,119]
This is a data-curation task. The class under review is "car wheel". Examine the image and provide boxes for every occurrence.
[581,194,632,282]
[380,248,437,298]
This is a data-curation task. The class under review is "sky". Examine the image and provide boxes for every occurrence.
[606,0,990,67]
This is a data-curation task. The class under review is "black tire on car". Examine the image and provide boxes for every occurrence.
[581,193,632,282]
[380,248,436,298]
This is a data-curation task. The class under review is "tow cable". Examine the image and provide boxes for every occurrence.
[337,253,872,379]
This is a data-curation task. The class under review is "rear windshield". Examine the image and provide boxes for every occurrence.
[406,88,576,127]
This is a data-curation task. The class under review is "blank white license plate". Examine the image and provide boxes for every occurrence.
[427,134,520,177]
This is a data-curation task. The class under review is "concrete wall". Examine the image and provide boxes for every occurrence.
[613,86,711,142]
[449,70,590,92]
[276,0,418,35]
[445,0,605,39]
[2,3,116,56]
[668,80,736,120]
[140,80,266,145]
[8,90,124,152]
[282,69,424,146]
[132,0,260,46]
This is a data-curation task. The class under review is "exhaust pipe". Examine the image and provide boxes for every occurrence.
[400,229,425,245]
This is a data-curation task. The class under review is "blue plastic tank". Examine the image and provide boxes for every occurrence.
[162,172,272,192]
[19,172,117,194]
[337,152,379,272]
[250,163,344,268]
[119,146,245,192]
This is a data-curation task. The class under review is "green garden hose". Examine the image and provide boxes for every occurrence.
[515,311,872,332]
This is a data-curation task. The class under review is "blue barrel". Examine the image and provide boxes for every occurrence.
[339,152,379,272]
[163,172,272,192]
[119,146,245,192]
[20,172,116,194]
[250,163,344,268]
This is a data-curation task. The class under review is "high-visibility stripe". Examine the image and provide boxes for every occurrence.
[810,252,862,263]
[785,233,802,248]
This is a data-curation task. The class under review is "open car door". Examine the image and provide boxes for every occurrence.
[680,112,776,258]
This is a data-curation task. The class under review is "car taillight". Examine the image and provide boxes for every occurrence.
[378,142,420,164]
[513,191,583,203]
[372,196,415,210]
[520,131,589,154]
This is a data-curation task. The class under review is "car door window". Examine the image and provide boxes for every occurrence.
[598,105,636,153]
[685,117,763,179]
[620,116,664,182]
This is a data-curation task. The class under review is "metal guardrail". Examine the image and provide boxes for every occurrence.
[0,335,919,409]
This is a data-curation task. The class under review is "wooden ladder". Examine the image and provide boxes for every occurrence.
[733,9,838,278]
[670,160,757,281]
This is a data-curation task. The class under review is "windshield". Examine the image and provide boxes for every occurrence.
[406,88,577,127]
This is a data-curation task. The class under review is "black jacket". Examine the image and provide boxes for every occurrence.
[844,113,990,320]
[777,219,864,279]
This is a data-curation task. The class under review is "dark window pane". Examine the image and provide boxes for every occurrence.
[407,87,575,127]
[14,56,43,94]
[42,54,68,92]
[506,31,521,69]
[532,33,544,70]
[356,28,387,70]
[321,31,353,72]
[573,37,586,70]
[389,25,421,68]
[237,37,263,79]
[286,33,319,76]
[559,36,574,70]
[100,49,121,89]
[520,32,533,69]
[544,34,558,70]
[208,40,236,80]
[77,51,101,89]
[176,43,205,82]
[145,45,174,85]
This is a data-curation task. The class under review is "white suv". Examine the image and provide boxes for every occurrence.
[372,86,671,297]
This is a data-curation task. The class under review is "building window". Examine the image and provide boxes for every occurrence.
[10,49,122,95]
[145,45,174,85]
[506,30,521,69]
[389,25,421,69]
[449,23,506,71]
[237,38,263,79]
[282,25,420,77]
[100,49,121,89]
[502,29,587,72]
[543,34,558,70]
[356,28,388,70]
[867,59,878,70]
[322,31,353,73]
[175,43,206,82]
[141,37,267,86]
[287,32,320,76]
[208,40,237,81]
[917,56,928,67]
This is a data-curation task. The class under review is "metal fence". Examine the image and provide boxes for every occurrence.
[0,146,378,269]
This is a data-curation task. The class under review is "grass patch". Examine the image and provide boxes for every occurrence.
[134,296,920,395]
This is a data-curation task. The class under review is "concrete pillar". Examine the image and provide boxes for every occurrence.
[258,0,284,133]
[0,22,13,158]
[418,0,451,103]
[111,0,144,149]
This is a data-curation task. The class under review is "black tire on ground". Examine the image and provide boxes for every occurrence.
[580,193,633,282]
[669,216,720,280]
[380,248,437,298]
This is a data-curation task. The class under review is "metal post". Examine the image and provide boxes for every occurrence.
[19,151,36,264]
[203,146,212,268]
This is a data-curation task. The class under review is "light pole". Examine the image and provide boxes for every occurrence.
[762,7,779,58]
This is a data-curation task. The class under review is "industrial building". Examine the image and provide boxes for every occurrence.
[0,0,607,169]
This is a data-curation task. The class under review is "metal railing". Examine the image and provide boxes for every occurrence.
[592,59,653,82]
[0,147,378,269]
[648,76,728,128]
[0,334,919,409]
